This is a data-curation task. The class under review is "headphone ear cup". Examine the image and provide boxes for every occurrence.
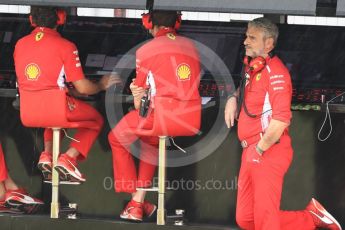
[29,15,37,27]
[142,13,153,30]
[243,56,250,66]
[56,10,66,25]
[174,14,182,29]
[249,56,266,73]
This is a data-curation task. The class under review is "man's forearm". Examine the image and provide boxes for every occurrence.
[73,78,102,95]
[228,88,240,99]
[257,119,289,151]
[134,95,142,109]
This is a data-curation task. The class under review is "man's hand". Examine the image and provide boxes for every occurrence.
[257,119,289,151]
[68,87,88,97]
[130,79,145,98]
[224,97,238,128]
[98,73,122,91]
[130,79,146,109]
[246,144,263,163]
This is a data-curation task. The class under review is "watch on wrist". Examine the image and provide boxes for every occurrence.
[255,144,264,155]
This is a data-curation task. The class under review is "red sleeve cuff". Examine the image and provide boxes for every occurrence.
[272,114,291,125]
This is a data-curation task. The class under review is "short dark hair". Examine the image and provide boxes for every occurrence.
[151,10,178,28]
[30,6,59,28]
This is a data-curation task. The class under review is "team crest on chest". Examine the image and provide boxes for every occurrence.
[255,73,262,81]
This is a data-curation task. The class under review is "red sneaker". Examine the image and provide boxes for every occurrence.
[306,198,342,230]
[143,200,156,218]
[37,151,52,181]
[5,188,44,214]
[120,200,143,222]
[0,200,23,214]
[54,153,85,183]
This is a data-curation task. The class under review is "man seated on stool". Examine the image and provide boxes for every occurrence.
[0,142,43,213]
[108,10,200,222]
[14,6,119,184]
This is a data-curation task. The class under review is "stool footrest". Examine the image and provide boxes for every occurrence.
[136,187,158,192]
[136,187,174,192]
[44,180,81,185]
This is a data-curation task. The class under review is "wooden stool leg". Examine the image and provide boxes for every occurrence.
[51,128,60,218]
[157,136,167,225]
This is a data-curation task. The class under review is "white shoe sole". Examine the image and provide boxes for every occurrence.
[54,165,86,183]
[311,198,342,230]
[120,213,142,222]
[5,200,43,214]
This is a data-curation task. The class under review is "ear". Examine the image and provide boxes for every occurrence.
[264,37,275,53]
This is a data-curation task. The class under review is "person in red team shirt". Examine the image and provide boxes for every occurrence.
[14,6,118,184]
[108,10,200,221]
[0,142,43,213]
[224,17,342,230]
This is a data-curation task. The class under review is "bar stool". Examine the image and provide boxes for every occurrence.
[132,96,201,225]
[19,88,98,218]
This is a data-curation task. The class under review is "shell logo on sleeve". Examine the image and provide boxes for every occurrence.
[176,64,191,81]
[25,63,41,81]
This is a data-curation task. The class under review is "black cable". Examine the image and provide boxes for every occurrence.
[238,65,272,119]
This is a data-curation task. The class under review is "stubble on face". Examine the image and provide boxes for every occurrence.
[244,26,266,58]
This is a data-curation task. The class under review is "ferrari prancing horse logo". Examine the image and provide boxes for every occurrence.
[256,73,262,81]
[167,33,176,40]
[35,32,44,41]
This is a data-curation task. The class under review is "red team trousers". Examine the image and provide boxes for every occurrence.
[108,110,158,193]
[0,143,8,182]
[43,97,104,160]
[236,134,315,229]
